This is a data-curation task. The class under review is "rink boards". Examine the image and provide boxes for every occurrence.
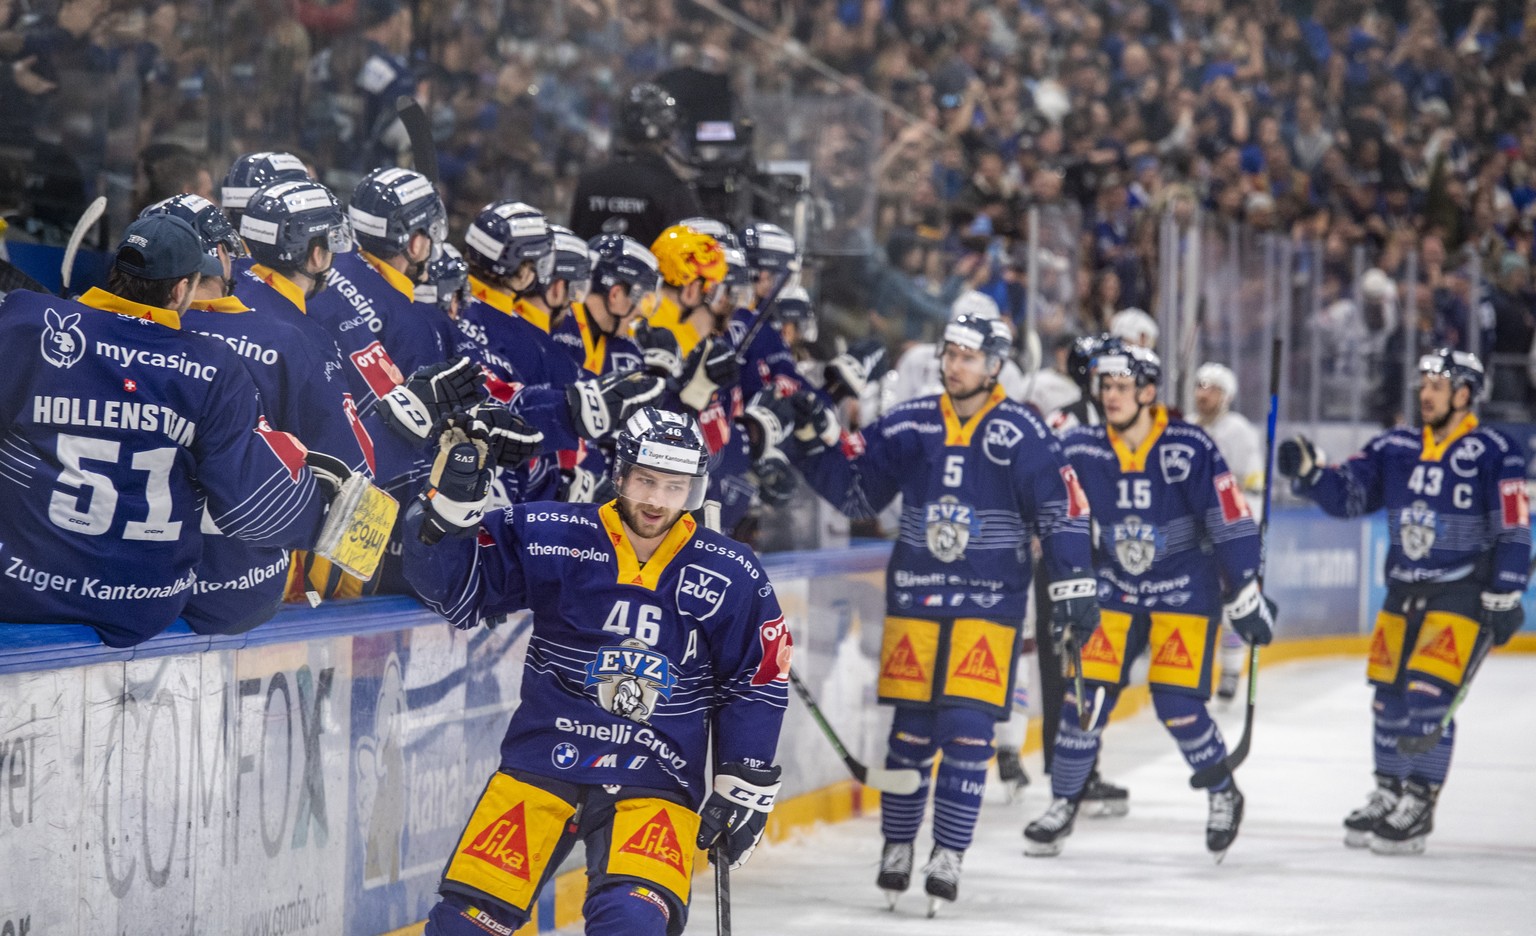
[0,510,1531,936]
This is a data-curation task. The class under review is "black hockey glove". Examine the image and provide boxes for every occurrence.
[566,370,668,440]
[1223,580,1277,646]
[1276,435,1324,488]
[824,337,889,403]
[789,389,840,454]
[380,357,486,442]
[436,404,544,469]
[679,337,740,411]
[416,438,491,546]
[1480,591,1524,646]
[740,389,795,461]
[752,447,798,507]
[632,320,685,380]
[696,761,782,871]
[1048,576,1099,645]
[303,449,352,497]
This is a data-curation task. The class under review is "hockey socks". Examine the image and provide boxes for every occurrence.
[881,716,935,844]
[1049,687,1118,800]
[1403,681,1457,786]
[1371,688,1411,780]
[1154,691,1229,785]
[931,723,993,851]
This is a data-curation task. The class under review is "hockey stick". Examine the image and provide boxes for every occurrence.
[1065,635,1091,731]
[787,669,924,795]
[1192,337,1282,790]
[396,96,440,186]
[714,844,732,936]
[1395,628,1494,756]
[0,257,49,295]
[731,267,792,365]
[61,195,107,297]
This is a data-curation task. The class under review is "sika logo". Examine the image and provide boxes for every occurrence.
[882,635,926,682]
[41,308,85,369]
[953,636,1002,685]
[460,802,531,880]
[618,809,687,876]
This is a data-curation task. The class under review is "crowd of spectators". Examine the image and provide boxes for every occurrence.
[3,0,1536,415]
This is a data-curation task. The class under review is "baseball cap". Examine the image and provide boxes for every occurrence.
[114,215,224,280]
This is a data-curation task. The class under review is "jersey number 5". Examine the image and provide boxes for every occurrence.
[49,434,180,540]
[943,454,964,488]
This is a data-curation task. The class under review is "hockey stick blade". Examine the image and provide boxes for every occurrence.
[787,668,922,794]
[396,96,440,186]
[62,195,107,296]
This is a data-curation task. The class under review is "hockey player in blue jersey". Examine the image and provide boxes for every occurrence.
[1278,349,1529,855]
[1023,343,1275,861]
[219,151,310,229]
[794,313,1097,914]
[0,215,330,645]
[403,407,789,936]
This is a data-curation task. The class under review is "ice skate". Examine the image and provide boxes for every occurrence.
[1080,770,1130,818]
[1370,780,1437,856]
[1206,783,1245,862]
[1217,666,1240,702]
[876,840,913,909]
[1343,776,1402,848]
[1024,796,1079,856]
[996,747,1030,802]
[922,845,963,917]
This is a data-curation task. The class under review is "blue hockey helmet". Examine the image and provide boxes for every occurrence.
[239,180,355,269]
[613,406,710,511]
[1091,341,1162,388]
[140,193,246,262]
[1418,347,1485,401]
[1068,333,1110,391]
[738,220,800,275]
[424,242,469,312]
[587,234,661,302]
[463,200,553,281]
[541,224,594,300]
[220,151,309,220]
[770,284,817,340]
[942,313,1013,362]
[348,167,447,258]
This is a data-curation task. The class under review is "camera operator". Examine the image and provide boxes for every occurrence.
[568,83,701,246]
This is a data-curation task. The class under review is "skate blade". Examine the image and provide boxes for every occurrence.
[1212,847,1230,865]
[883,890,901,911]
[926,897,949,918]
[1369,836,1427,856]
[1024,839,1064,857]
[1082,800,1129,818]
[1343,829,1372,848]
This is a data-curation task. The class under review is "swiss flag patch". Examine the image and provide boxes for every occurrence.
[341,392,377,475]
[349,340,405,399]
[750,615,793,686]
[1501,479,1530,528]
[1215,472,1252,522]
[254,416,308,482]
[1060,466,1090,518]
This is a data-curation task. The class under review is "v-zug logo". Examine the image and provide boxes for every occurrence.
[584,639,678,724]
[677,563,730,620]
[41,308,86,369]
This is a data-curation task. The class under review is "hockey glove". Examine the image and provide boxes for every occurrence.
[752,447,798,507]
[679,337,740,412]
[632,320,685,380]
[824,338,889,403]
[416,436,491,546]
[696,762,782,871]
[1048,577,1100,645]
[1480,591,1524,646]
[303,449,352,497]
[740,389,795,461]
[790,389,841,454]
[380,357,486,442]
[1223,580,1277,646]
[1276,435,1324,488]
[436,403,544,469]
[566,370,668,440]
[560,465,615,504]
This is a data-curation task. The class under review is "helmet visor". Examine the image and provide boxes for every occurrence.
[615,462,708,511]
[326,217,356,254]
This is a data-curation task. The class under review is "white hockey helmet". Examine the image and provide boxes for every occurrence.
[950,289,1001,322]
[1195,362,1237,401]
[1109,308,1159,347]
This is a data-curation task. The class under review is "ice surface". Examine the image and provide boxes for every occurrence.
[674,655,1536,935]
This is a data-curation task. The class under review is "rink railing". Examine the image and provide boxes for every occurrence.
[0,518,1531,935]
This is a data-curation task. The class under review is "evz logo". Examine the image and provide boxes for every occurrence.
[1399,500,1438,560]
[584,639,677,724]
[1160,444,1196,484]
[925,496,975,563]
[1113,515,1161,575]
[983,420,1025,465]
[677,563,729,621]
[41,308,86,369]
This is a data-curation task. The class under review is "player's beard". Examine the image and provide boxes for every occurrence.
[1108,401,1145,434]
[616,495,682,540]
[1422,402,1455,432]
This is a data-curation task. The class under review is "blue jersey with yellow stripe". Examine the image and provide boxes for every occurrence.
[402,501,789,806]
[1301,417,1530,593]
[799,384,1094,620]
[1062,406,1261,616]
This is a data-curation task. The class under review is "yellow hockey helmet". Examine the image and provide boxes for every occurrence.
[651,225,728,289]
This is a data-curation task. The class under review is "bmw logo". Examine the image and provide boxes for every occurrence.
[551,742,579,769]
